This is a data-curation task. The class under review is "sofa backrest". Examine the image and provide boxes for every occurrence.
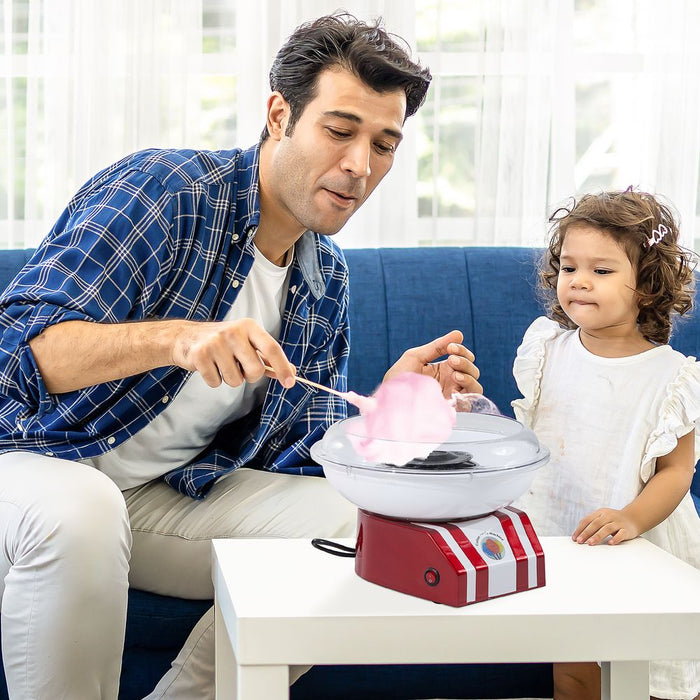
[2,245,699,411]
[344,247,543,414]
[344,247,700,413]
[0,249,35,289]
[1,245,698,509]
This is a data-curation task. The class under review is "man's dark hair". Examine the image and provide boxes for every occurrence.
[260,12,431,142]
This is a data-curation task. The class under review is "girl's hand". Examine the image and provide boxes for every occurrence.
[572,507,641,546]
[384,330,482,397]
[574,432,694,547]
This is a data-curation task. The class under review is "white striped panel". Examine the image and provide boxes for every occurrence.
[416,522,478,604]
[503,508,539,588]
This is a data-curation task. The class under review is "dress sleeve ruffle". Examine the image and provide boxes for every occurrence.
[510,316,565,428]
[640,356,700,483]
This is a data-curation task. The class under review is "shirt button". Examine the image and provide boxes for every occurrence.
[232,280,240,289]
[107,436,116,445]
[290,285,297,294]
[161,396,169,404]
[232,234,240,242]
[45,452,53,457]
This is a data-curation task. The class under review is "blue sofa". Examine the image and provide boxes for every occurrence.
[0,246,698,699]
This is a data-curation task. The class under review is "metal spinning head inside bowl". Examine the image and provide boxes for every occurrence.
[398,449,477,471]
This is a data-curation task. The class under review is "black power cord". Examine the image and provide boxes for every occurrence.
[311,538,357,558]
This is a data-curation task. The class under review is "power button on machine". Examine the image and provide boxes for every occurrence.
[424,568,440,586]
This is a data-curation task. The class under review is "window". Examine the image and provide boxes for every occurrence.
[1,0,698,250]
[415,0,700,249]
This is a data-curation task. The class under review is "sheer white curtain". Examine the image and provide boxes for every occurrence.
[565,0,700,249]
[636,1,700,248]
[472,0,557,247]
[3,1,699,250]
[420,0,700,249]
[21,0,202,247]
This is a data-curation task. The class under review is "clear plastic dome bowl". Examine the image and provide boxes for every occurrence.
[310,412,549,521]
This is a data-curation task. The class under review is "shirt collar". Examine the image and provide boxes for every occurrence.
[296,231,325,300]
[235,144,262,236]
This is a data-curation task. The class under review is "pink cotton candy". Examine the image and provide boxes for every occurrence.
[342,390,378,415]
[347,372,456,465]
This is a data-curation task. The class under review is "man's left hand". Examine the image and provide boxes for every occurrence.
[384,330,481,397]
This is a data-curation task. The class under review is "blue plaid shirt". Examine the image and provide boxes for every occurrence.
[0,145,350,498]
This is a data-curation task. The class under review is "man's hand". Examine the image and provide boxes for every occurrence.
[383,330,481,397]
[171,318,295,389]
[572,507,641,546]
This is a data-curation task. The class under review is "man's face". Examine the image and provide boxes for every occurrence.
[266,66,407,236]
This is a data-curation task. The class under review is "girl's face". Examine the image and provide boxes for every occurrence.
[556,225,644,348]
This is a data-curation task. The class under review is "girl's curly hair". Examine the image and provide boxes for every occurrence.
[540,188,696,344]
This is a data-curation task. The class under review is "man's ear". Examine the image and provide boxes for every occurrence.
[266,92,290,141]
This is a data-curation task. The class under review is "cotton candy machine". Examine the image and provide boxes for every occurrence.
[310,411,549,606]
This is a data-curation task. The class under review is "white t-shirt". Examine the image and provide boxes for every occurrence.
[82,244,292,489]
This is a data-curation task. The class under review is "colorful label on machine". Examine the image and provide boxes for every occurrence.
[413,507,544,603]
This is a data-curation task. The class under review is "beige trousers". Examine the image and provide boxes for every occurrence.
[0,452,357,699]
[130,468,358,699]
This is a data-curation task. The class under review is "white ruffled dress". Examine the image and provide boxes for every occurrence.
[511,317,700,699]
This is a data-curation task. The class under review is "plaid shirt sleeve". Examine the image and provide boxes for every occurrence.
[0,167,174,417]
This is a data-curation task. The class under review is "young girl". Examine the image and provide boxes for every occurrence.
[511,189,700,700]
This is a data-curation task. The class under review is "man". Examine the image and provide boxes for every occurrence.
[0,13,481,699]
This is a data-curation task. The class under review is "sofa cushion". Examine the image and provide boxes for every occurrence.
[345,247,544,414]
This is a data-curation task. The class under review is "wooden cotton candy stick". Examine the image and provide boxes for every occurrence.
[264,365,375,411]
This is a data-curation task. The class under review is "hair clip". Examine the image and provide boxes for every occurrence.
[646,223,669,248]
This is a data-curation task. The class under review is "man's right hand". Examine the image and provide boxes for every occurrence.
[171,318,295,388]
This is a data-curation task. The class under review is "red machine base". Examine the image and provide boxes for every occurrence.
[355,508,545,607]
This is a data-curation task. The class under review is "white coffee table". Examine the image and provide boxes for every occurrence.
[212,536,700,700]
